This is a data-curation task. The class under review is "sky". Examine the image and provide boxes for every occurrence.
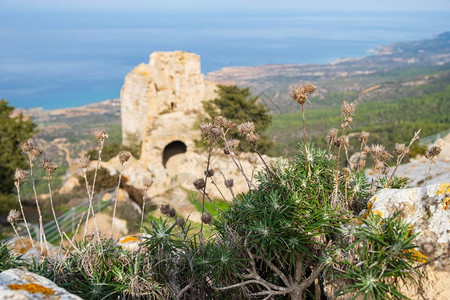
[0,0,449,109]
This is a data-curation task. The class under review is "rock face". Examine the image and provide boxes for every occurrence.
[0,268,82,299]
[368,183,450,299]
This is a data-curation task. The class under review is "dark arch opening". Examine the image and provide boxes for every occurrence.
[162,141,187,167]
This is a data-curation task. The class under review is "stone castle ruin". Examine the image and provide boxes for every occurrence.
[120,51,217,169]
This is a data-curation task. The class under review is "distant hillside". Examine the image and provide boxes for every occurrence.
[207,32,450,114]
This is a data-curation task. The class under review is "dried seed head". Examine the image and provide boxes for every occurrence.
[177,217,185,227]
[248,155,258,165]
[193,178,206,190]
[371,144,392,162]
[394,143,409,156]
[246,131,260,146]
[7,209,21,224]
[224,179,234,188]
[290,82,315,105]
[168,208,176,218]
[341,101,356,116]
[326,128,338,144]
[200,123,222,141]
[14,169,28,186]
[214,116,227,128]
[119,151,131,165]
[303,82,317,94]
[334,135,349,148]
[92,128,109,141]
[143,176,154,189]
[204,169,214,177]
[237,122,255,136]
[345,116,353,124]
[20,139,34,153]
[41,158,57,174]
[214,115,235,129]
[359,131,370,144]
[30,146,43,159]
[75,156,91,169]
[426,146,441,158]
[201,213,212,225]
[160,204,171,215]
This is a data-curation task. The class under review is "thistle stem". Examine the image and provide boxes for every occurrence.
[28,154,48,254]
[47,175,64,245]
[111,168,123,238]
[15,184,34,248]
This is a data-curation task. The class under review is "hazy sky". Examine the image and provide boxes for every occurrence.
[2,0,450,13]
[1,0,449,109]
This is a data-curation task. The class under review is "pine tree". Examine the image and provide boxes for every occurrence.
[204,85,273,153]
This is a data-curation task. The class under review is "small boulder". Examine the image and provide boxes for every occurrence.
[0,268,82,299]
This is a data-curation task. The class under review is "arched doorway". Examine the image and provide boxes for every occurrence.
[162,141,187,167]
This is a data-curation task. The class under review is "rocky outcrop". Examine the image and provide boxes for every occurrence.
[368,183,450,299]
[0,268,81,299]
[395,133,450,186]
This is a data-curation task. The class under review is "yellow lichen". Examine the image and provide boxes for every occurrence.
[402,249,428,264]
[437,183,450,210]
[436,183,450,195]
[120,236,139,244]
[8,283,55,296]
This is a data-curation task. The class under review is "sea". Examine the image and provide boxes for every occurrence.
[0,10,449,109]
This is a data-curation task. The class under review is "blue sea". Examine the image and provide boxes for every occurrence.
[0,9,449,109]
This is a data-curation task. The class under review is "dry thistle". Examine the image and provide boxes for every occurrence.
[370,144,392,162]
[92,128,109,141]
[119,150,131,165]
[20,139,34,153]
[237,121,255,136]
[177,217,185,227]
[14,169,28,186]
[160,204,171,215]
[214,115,235,129]
[341,101,356,116]
[7,209,21,224]
[359,131,370,144]
[201,212,212,225]
[143,176,154,190]
[204,169,214,177]
[425,146,441,159]
[334,135,349,148]
[41,158,57,174]
[75,156,91,169]
[326,128,339,144]
[30,146,43,159]
[246,131,260,146]
[193,178,206,190]
[394,143,409,156]
[224,179,234,188]
[200,123,222,141]
[168,208,176,218]
[290,82,316,105]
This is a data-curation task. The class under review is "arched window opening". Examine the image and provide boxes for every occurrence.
[162,141,187,167]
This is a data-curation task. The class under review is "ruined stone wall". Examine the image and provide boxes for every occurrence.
[120,51,217,147]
